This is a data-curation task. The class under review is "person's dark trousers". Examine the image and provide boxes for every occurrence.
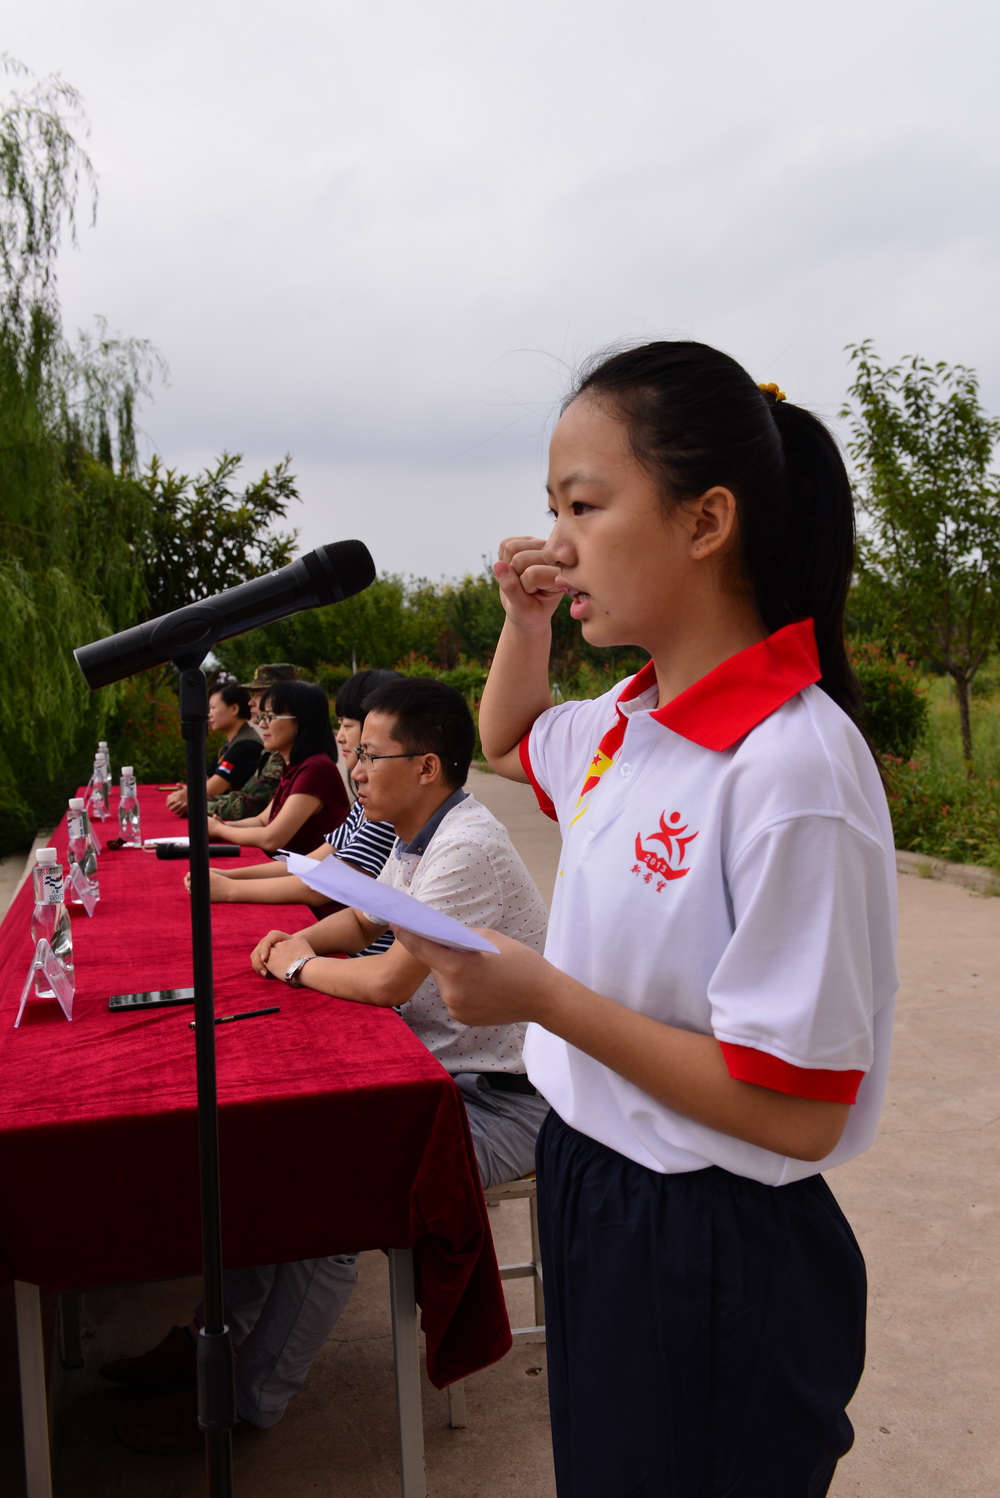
[536,1110,866,1497]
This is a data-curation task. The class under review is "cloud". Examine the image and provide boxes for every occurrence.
[8,0,1000,574]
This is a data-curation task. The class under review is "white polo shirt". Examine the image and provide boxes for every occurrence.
[520,620,898,1186]
[367,791,549,1075]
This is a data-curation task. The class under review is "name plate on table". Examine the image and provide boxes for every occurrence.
[283,852,499,954]
[15,939,75,1027]
[67,862,99,916]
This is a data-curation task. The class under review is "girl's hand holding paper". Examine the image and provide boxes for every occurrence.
[283,851,499,954]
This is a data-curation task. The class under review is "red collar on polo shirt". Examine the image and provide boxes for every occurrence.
[625,617,821,752]
[520,619,823,826]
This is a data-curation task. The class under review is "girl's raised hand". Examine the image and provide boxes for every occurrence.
[493,536,565,628]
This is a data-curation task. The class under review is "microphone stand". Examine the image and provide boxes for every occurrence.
[70,539,376,1498]
[177,659,235,1497]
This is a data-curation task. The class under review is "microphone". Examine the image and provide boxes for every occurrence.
[74,540,376,689]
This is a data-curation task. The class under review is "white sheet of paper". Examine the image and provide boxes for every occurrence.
[284,851,499,954]
[145,837,190,847]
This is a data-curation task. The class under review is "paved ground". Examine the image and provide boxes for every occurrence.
[2,768,997,1495]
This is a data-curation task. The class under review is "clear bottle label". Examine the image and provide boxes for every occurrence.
[36,866,65,903]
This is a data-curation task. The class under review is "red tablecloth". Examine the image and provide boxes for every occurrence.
[0,788,511,1386]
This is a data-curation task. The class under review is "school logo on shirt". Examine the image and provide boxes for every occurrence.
[631,812,698,889]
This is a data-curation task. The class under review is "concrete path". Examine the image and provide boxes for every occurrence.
[3,769,997,1495]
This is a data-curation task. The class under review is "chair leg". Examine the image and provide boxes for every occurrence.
[447,1379,467,1428]
[529,1192,545,1329]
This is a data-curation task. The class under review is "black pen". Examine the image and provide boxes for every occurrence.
[190,1006,280,1029]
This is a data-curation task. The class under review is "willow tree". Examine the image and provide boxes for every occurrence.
[1,61,304,847]
[843,342,1000,767]
[0,59,160,847]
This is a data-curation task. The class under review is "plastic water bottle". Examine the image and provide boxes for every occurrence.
[67,797,100,903]
[98,741,111,785]
[118,765,142,846]
[30,848,74,996]
[96,749,112,810]
[87,754,110,821]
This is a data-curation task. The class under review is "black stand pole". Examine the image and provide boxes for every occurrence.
[177,660,235,1497]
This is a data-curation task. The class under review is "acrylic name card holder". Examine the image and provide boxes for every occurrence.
[14,940,75,1027]
[66,862,99,916]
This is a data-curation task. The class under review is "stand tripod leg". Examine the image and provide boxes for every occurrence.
[177,661,235,1497]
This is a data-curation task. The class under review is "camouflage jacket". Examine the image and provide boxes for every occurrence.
[208,750,285,821]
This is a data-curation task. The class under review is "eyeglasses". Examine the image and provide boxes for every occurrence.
[253,713,297,727]
[353,749,430,768]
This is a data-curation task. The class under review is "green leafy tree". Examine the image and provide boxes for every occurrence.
[0,59,162,847]
[216,567,648,697]
[843,342,1000,767]
[141,452,298,617]
[217,574,416,681]
[0,60,295,848]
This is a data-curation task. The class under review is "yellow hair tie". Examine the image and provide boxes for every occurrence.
[758,382,787,402]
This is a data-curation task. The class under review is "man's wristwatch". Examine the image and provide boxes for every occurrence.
[284,954,318,988]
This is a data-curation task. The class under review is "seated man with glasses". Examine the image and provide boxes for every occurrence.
[107,677,550,1453]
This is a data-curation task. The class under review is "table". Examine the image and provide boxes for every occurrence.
[0,789,511,1496]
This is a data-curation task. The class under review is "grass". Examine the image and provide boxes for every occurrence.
[884,676,1000,872]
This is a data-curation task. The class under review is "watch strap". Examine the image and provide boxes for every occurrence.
[284,954,317,987]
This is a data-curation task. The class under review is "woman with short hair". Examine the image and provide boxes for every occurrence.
[206,680,348,856]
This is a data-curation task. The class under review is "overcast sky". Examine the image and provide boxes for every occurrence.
[7,0,1000,579]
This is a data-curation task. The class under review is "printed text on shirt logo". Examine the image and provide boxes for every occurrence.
[631,812,698,887]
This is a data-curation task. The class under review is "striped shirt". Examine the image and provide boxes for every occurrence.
[324,800,397,956]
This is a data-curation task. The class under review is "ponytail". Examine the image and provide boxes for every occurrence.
[573,342,864,729]
[764,400,861,724]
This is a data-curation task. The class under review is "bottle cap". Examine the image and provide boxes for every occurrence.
[98,741,108,749]
[37,848,58,864]
[69,798,85,810]
[122,766,134,777]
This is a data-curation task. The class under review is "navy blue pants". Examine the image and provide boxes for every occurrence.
[536,1111,867,1498]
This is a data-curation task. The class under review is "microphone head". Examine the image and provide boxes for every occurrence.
[302,540,376,604]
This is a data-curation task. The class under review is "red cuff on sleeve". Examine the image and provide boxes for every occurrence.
[518,735,558,822]
[719,1042,863,1103]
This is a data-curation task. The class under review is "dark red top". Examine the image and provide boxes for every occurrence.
[268,753,349,854]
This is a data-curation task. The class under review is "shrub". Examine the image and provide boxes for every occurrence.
[440,657,489,700]
[971,669,999,699]
[884,756,1000,872]
[390,652,440,680]
[851,643,928,760]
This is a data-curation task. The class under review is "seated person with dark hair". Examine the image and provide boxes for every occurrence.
[198,669,401,910]
[165,683,261,816]
[205,679,349,856]
[208,664,302,822]
[107,678,550,1454]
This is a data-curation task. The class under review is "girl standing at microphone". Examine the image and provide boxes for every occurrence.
[400,341,897,1497]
